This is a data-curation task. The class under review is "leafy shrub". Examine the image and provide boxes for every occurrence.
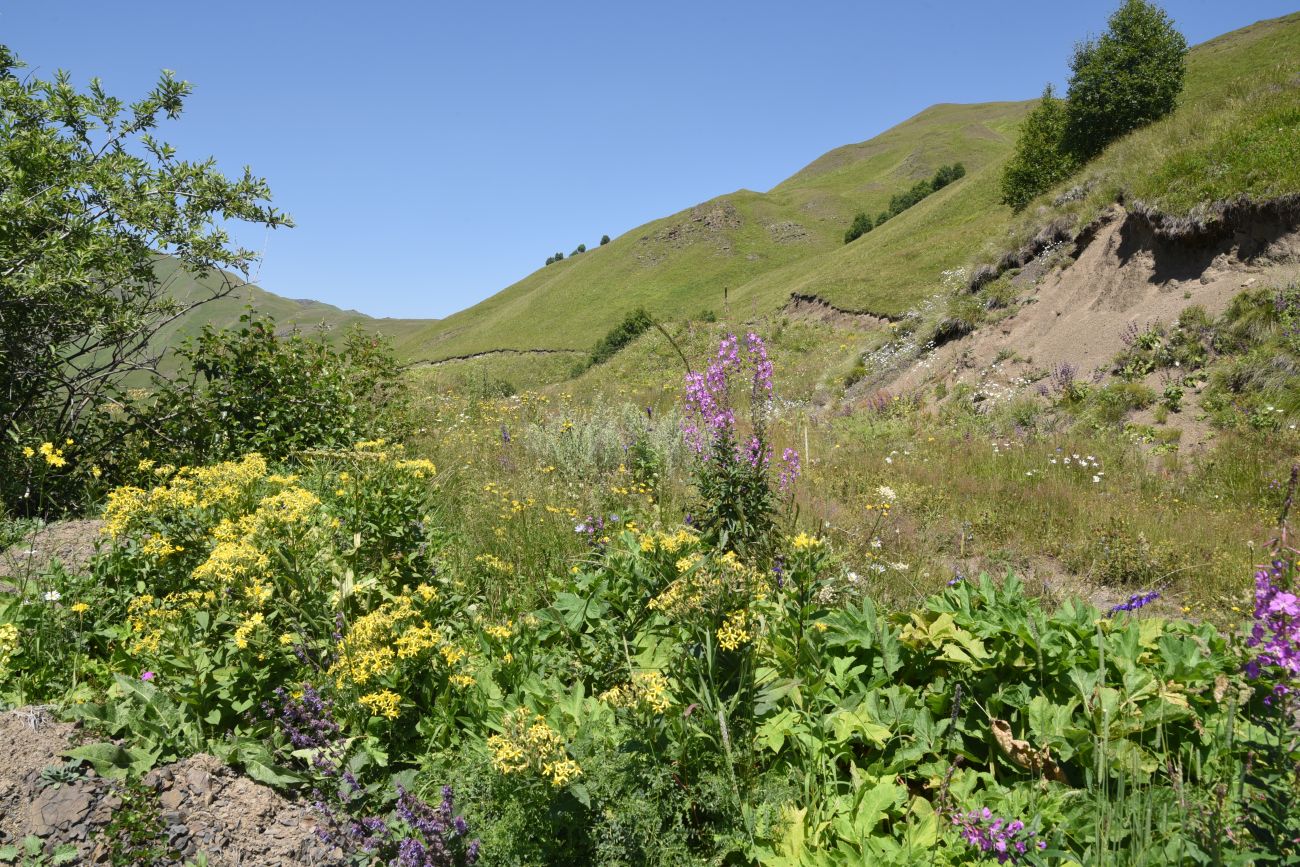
[600,234,610,246]
[849,163,967,238]
[844,211,875,244]
[1064,0,1188,160]
[930,162,966,190]
[135,310,407,467]
[1000,84,1077,211]
[586,308,654,368]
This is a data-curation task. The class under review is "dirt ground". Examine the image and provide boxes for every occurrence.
[0,706,346,865]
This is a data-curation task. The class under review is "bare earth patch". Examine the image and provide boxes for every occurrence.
[0,707,344,865]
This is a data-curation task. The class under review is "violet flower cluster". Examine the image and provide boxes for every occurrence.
[681,332,800,490]
[263,684,479,865]
[575,513,619,548]
[390,786,480,867]
[1244,556,1300,704]
[263,683,344,775]
[1107,591,1160,616]
[951,808,1047,863]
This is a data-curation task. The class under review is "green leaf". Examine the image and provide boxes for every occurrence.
[902,796,938,850]
[236,742,304,787]
[51,844,79,865]
[827,706,890,748]
[65,742,136,780]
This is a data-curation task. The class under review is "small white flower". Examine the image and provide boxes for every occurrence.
[1092,475,1101,483]
[43,590,61,602]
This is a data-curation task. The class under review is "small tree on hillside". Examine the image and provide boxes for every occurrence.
[931,162,966,191]
[843,212,874,244]
[1000,84,1078,211]
[1064,0,1187,159]
[600,234,610,246]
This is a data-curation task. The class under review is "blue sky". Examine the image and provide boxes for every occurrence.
[4,1,1295,319]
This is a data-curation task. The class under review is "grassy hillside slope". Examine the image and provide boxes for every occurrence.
[395,102,1030,362]
[150,257,430,372]
[732,11,1300,320]
[402,11,1300,365]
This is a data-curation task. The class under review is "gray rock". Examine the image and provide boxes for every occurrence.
[30,784,93,836]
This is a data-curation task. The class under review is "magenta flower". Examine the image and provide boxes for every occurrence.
[141,671,156,682]
[1245,556,1300,703]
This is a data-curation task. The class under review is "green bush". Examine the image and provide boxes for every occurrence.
[1000,84,1077,211]
[1064,0,1187,160]
[930,162,966,190]
[586,308,654,368]
[844,212,875,244]
[134,310,407,466]
[600,234,610,246]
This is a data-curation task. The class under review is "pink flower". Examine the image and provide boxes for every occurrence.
[141,671,156,682]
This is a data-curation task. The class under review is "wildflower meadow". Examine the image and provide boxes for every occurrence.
[2,328,1298,865]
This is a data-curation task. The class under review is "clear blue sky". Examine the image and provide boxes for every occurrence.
[4,1,1295,319]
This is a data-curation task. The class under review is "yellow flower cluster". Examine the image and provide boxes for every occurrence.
[601,670,672,714]
[650,549,770,618]
[246,486,322,531]
[0,622,18,672]
[233,612,266,649]
[717,609,754,651]
[102,454,270,538]
[359,689,403,720]
[38,442,67,468]
[329,594,473,691]
[192,538,270,586]
[395,458,437,479]
[488,707,582,787]
[140,533,184,559]
[475,553,515,576]
[126,591,214,655]
[483,620,514,641]
[791,532,824,551]
[639,528,697,554]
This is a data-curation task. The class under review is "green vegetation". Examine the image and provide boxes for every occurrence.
[4,325,1299,864]
[383,12,1299,363]
[999,85,1077,211]
[583,307,655,370]
[845,162,966,243]
[6,7,1300,865]
[1064,0,1188,160]
[140,310,408,466]
[1002,0,1187,210]
[0,48,289,516]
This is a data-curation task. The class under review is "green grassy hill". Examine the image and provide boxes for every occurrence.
[398,11,1300,366]
[149,257,430,373]
[394,101,1030,363]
